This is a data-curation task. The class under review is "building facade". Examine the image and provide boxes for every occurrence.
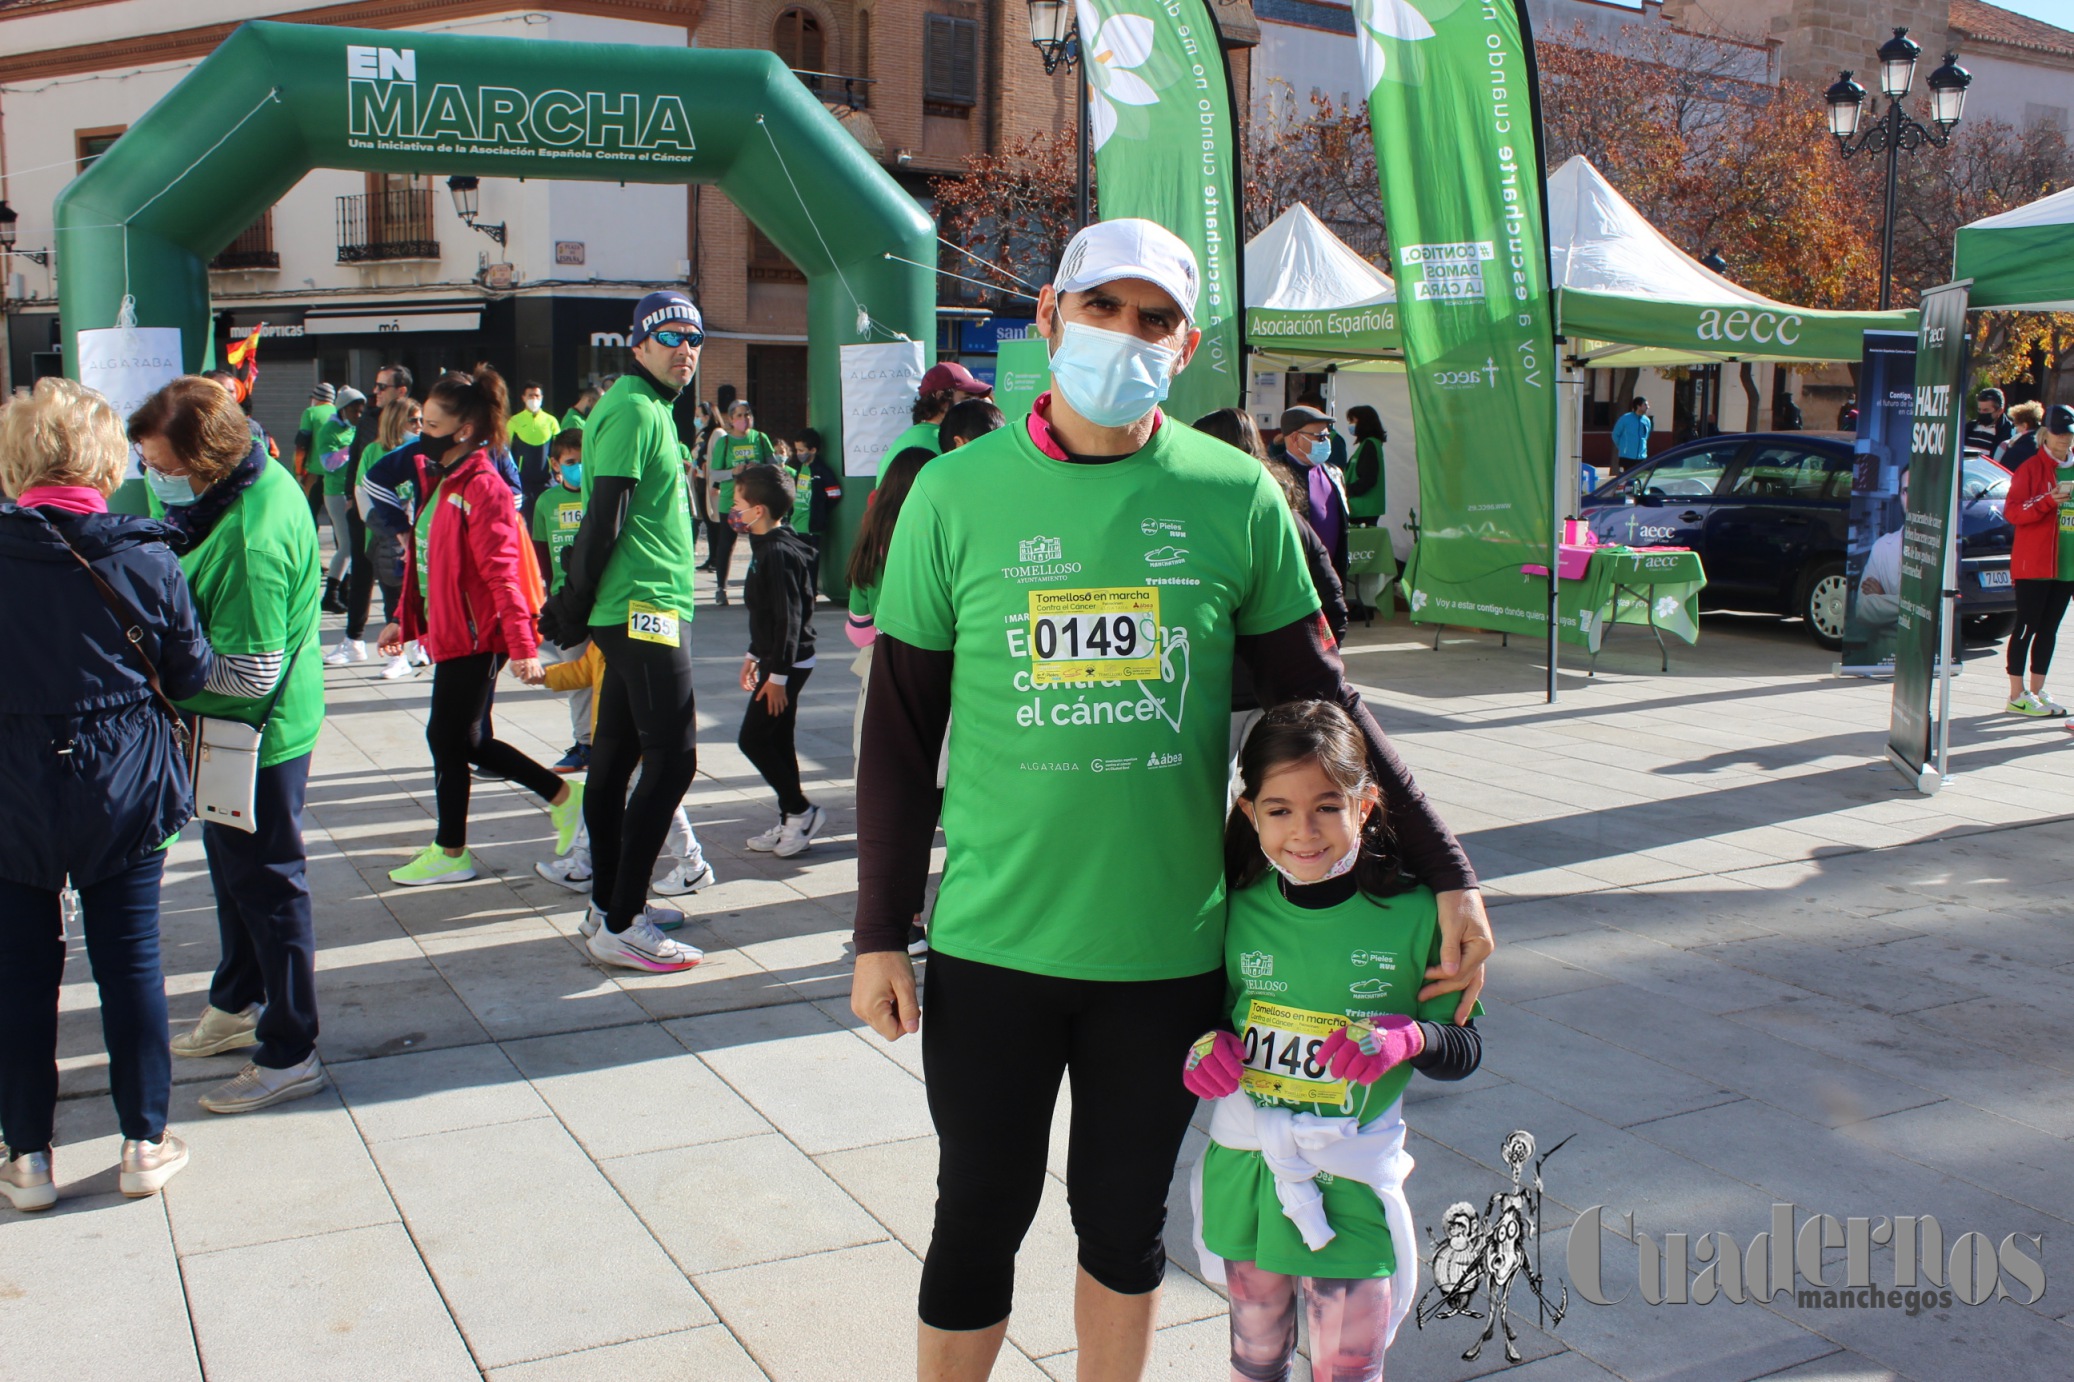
[0,0,1249,443]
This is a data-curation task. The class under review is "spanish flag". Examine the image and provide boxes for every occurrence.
[224,324,264,403]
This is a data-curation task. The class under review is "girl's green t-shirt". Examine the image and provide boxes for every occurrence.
[2058,466,2074,581]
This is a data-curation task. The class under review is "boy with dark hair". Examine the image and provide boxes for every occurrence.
[732,464,823,857]
[938,398,1006,452]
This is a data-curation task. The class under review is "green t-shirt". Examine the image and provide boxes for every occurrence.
[873,417,1321,981]
[1346,437,1388,519]
[561,407,589,432]
[510,406,560,449]
[582,372,698,634]
[875,421,943,486]
[2057,465,2074,581]
[532,485,585,594]
[848,579,877,622]
[313,413,359,495]
[175,463,325,768]
[1199,877,1464,1279]
[298,403,336,446]
[709,430,774,515]
[414,494,436,600]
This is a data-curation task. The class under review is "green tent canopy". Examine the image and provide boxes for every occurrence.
[1550,156,1916,365]
[1953,182,2074,311]
[1244,203,1401,371]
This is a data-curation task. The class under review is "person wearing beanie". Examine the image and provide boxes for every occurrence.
[537,290,706,974]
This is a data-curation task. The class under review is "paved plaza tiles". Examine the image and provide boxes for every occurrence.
[5,565,2071,1382]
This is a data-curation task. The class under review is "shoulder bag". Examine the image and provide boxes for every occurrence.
[53,527,193,756]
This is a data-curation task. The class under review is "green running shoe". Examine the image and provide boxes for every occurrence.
[389,845,478,887]
[551,782,585,856]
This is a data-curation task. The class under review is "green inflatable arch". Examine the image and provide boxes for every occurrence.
[54,20,934,581]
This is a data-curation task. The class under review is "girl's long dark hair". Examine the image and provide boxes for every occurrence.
[426,364,509,453]
[1225,700,1412,900]
[846,446,935,591]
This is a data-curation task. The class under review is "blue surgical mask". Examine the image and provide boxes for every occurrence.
[145,467,199,508]
[1047,321,1178,429]
[559,462,582,487]
[1306,437,1332,466]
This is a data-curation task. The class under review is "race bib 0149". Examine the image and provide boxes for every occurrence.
[1239,999,1348,1105]
[1028,587,1160,686]
[627,600,681,647]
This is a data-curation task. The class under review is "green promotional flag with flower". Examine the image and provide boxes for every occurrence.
[1075,0,1242,422]
[1359,0,1558,639]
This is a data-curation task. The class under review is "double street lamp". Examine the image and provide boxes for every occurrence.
[1823,27,1971,311]
[1025,1,1091,231]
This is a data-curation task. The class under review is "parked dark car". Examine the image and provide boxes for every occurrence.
[1582,434,2016,649]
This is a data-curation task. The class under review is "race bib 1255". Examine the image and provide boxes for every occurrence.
[627,601,680,647]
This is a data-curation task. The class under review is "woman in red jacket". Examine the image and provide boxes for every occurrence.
[2000,404,2074,718]
[377,367,583,885]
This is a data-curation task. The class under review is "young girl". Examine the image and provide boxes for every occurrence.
[1185,700,1484,1382]
[377,366,584,887]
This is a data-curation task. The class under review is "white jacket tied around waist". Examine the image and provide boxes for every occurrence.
[1190,1092,1418,1349]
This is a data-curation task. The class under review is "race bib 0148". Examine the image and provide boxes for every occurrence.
[1239,998,1348,1105]
[627,600,681,647]
[1028,587,1160,686]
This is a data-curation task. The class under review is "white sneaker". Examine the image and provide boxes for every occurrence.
[535,855,594,893]
[0,1145,56,1212]
[170,1003,261,1058]
[199,1052,325,1114]
[323,638,367,666]
[119,1134,189,1198]
[586,913,702,970]
[578,901,685,938]
[654,860,717,896]
[379,653,416,680]
[406,642,432,666]
[2034,690,2070,716]
[774,805,826,858]
[745,820,785,853]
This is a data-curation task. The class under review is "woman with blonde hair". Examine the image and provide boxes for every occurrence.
[0,378,215,1210]
[362,396,424,679]
[130,375,329,1116]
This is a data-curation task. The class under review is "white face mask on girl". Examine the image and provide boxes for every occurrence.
[1261,841,1360,888]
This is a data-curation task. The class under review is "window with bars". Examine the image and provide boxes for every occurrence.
[924,14,978,109]
[210,210,279,271]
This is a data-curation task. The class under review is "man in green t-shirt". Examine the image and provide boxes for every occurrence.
[539,292,705,974]
[705,401,773,607]
[561,384,601,433]
[872,360,992,486]
[848,219,1493,1380]
[293,383,335,481]
[313,387,365,614]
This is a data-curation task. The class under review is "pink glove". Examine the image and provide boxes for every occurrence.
[1321,1015,1424,1085]
[1181,1030,1245,1100]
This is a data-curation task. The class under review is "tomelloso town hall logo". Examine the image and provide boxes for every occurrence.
[1415,1129,2049,1367]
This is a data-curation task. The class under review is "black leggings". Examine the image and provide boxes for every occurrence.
[586,623,700,930]
[427,653,564,848]
[738,666,813,816]
[709,522,738,593]
[344,502,376,640]
[918,950,1225,1331]
[2007,578,2073,678]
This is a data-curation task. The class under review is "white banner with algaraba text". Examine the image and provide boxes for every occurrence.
[838,340,925,478]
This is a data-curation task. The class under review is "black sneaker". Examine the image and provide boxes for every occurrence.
[906,922,930,956]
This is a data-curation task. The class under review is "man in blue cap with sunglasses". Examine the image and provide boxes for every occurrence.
[539,290,707,972]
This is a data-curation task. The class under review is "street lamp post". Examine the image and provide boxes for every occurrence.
[444,175,508,247]
[1026,1,1090,231]
[1823,28,1971,311]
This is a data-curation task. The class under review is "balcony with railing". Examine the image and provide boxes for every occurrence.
[336,188,438,263]
[209,211,279,271]
[790,68,874,110]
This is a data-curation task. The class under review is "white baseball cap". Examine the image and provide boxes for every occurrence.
[1053,218,1200,325]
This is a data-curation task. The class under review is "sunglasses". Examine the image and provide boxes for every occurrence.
[649,328,703,349]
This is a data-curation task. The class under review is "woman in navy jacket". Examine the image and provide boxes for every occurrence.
[0,378,214,1211]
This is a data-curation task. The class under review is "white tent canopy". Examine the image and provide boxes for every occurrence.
[1549,155,1914,365]
[1244,203,1402,369]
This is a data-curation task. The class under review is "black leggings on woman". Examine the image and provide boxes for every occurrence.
[2007,578,2074,678]
[917,950,1226,1331]
[428,653,564,849]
